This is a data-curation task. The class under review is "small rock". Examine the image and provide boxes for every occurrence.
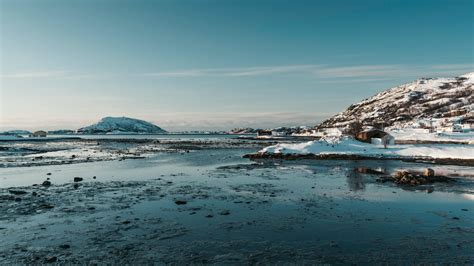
[461,208,468,211]
[73,183,80,189]
[205,214,213,218]
[219,210,230,215]
[73,177,83,182]
[427,187,434,193]
[93,176,96,179]
[42,180,52,187]
[9,190,27,195]
[59,244,70,249]
[46,173,52,176]
[40,203,54,209]
[174,200,187,205]
[452,217,460,220]
[122,220,131,224]
[423,168,435,177]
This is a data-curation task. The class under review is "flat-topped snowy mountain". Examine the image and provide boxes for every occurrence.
[317,72,473,131]
[78,117,167,134]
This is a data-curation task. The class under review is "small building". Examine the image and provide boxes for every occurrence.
[30,130,47,137]
[356,129,394,146]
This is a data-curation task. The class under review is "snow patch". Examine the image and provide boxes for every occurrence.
[260,137,474,160]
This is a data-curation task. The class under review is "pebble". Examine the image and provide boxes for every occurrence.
[174,200,187,205]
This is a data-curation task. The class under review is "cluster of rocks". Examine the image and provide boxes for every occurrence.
[377,168,453,186]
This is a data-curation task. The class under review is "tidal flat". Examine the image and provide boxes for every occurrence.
[0,136,473,264]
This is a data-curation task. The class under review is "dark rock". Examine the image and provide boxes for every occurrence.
[427,187,434,193]
[42,180,52,187]
[423,168,435,177]
[9,190,27,195]
[46,173,52,176]
[93,176,96,179]
[205,214,213,218]
[219,210,230,215]
[73,177,83,182]
[59,244,70,249]
[40,203,54,209]
[44,256,57,263]
[73,184,80,189]
[174,200,187,205]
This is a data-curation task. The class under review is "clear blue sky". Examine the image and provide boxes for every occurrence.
[1,0,473,131]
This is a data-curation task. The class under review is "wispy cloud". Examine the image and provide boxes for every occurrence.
[0,71,71,79]
[430,63,474,70]
[144,63,473,82]
[313,65,403,78]
[3,64,472,83]
[312,64,474,83]
[144,65,321,77]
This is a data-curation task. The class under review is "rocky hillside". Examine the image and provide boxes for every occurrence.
[317,72,474,131]
[78,117,167,134]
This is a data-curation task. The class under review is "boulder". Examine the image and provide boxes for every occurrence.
[423,168,435,177]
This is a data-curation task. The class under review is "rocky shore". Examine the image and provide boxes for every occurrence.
[244,152,474,166]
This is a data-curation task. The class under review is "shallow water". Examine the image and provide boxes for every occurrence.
[0,139,473,264]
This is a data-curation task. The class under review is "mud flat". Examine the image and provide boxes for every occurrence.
[0,138,473,264]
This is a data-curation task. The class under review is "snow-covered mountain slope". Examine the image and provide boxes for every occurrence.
[78,117,167,134]
[317,72,473,130]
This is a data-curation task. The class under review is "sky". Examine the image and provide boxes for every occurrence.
[1,0,473,131]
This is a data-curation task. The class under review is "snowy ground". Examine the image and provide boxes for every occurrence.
[389,129,474,144]
[259,136,474,161]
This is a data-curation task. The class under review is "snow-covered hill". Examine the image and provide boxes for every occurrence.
[78,117,167,134]
[317,72,474,131]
